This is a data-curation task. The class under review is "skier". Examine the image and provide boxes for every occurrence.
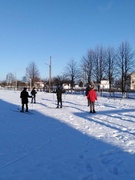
[85,83,91,106]
[87,84,97,113]
[20,87,32,112]
[56,84,63,108]
[31,87,37,103]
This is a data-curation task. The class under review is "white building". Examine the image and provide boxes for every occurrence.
[100,79,109,89]
[129,72,135,90]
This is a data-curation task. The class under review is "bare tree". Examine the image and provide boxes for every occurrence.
[52,75,70,86]
[27,61,40,87]
[117,41,134,96]
[6,73,15,86]
[105,47,117,93]
[93,46,106,83]
[64,59,80,90]
[81,49,95,84]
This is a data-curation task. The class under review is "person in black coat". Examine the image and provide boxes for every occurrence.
[56,85,63,108]
[85,84,91,106]
[31,87,37,103]
[20,87,32,112]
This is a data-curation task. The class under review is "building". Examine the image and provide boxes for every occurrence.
[100,79,109,90]
[34,81,44,90]
[129,72,135,90]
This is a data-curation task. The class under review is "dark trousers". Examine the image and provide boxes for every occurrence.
[90,101,95,112]
[31,96,36,103]
[57,97,62,108]
[21,103,28,112]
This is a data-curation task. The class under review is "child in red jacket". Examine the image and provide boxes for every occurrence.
[87,85,97,113]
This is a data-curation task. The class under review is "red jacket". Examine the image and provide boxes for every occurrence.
[87,89,97,102]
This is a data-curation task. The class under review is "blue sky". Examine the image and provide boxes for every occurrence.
[0,0,135,81]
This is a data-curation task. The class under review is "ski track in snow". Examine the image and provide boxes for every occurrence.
[0,90,135,179]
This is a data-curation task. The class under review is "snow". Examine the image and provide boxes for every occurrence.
[0,89,135,180]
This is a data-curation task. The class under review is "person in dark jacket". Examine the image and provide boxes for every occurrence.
[31,87,37,103]
[20,87,32,112]
[56,85,63,108]
[85,84,91,106]
[87,85,97,113]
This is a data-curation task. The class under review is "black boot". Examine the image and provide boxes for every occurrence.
[26,104,28,112]
[60,103,62,108]
[20,105,24,112]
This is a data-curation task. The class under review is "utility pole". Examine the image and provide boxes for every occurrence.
[45,56,52,93]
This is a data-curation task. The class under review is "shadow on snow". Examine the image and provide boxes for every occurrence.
[0,99,135,180]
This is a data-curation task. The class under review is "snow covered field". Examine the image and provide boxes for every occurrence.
[0,89,135,180]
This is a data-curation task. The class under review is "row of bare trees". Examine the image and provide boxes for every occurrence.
[3,62,40,88]
[54,41,135,93]
[1,41,135,93]
[81,41,135,93]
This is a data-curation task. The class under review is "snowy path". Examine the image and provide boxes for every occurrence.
[0,90,135,179]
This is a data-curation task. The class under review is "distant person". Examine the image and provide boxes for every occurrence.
[20,87,32,112]
[31,87,37,103]
[87,84,97,113]
[85,84,91,106]
[56,85,63,108]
